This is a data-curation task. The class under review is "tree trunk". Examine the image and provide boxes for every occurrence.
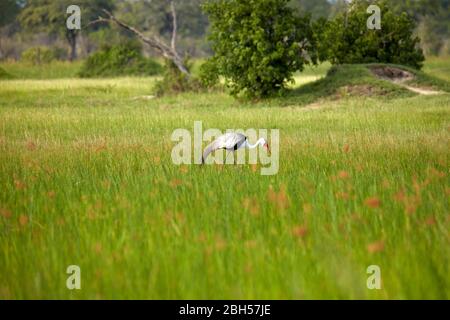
[0,36,3,60]
[67,30,77,61]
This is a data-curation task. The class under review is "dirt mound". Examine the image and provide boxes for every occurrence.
[369,65,444,95]
[370,66,414,83]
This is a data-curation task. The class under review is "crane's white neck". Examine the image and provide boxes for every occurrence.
[246,138,266,149]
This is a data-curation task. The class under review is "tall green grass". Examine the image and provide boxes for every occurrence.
[0,60,449,299]
[0,61,82,79]
[423,56,450,82]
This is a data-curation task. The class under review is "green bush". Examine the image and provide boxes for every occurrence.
[201,0,318,99]
[21,46,66,65]
[153,59,202,97]
[316,0,425,69]
[78,42,162,78]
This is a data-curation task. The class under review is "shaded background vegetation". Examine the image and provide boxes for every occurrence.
[0,0,448,62]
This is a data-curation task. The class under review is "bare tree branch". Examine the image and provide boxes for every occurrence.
[170,1,177,51]
[88,9,190,77]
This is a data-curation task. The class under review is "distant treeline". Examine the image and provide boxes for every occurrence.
[0,0,448,61]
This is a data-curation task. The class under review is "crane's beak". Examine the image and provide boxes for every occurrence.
[264,143,271,155]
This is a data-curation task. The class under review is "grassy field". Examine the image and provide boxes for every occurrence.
[0,61,83,80]
[0,60,449,299]
[423,56,450,82]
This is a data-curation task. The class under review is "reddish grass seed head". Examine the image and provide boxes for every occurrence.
[14,180,26,190]
[170,179,183,188]
[424,216,437,226]
[343,144,350,153]
[364,197,381,209]
[26,141,37,151]
[47,191,56,199]
[267,185,289,211]
[0,208,12,218]
[367,240,384,253]
[19,215,28,226]
[336,191,350,200]
[337,171,350,180]
[179,166,188,174]
[292,225,308,238]
[242,197,260,216]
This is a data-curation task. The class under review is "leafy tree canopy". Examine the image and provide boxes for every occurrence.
[0,0,21,28]
[19,0,114,34]
[202,0,318,99]
[289,0,332,20]
[316,0,425,69]
[18,0,114,59]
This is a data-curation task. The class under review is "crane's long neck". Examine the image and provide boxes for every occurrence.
[246,138,265,149]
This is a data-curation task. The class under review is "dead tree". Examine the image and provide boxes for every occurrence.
[89,2,190,77]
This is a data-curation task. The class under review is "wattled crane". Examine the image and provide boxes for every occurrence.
[201,132,270,164]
